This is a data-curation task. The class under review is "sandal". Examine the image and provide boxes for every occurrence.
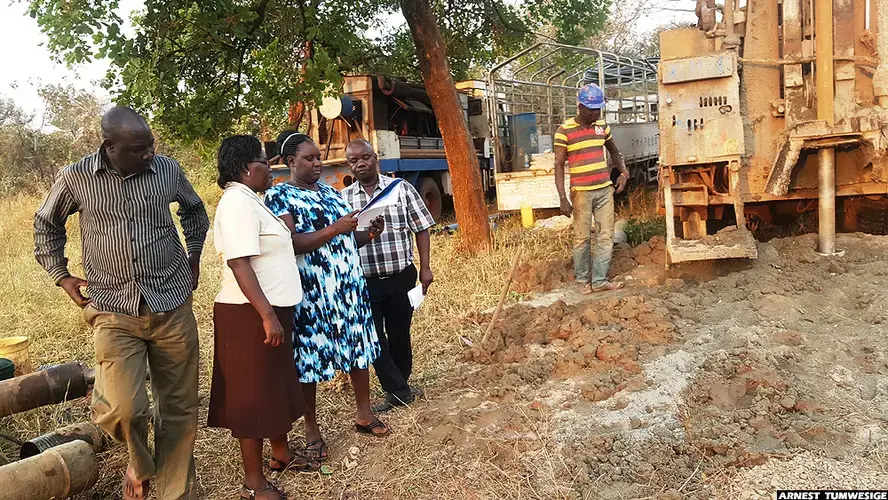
[267,452,320,473]
[355,417,390,437]
[240,481,290,500]
[303,438,329,462]
[122,468,149,500]
[591,281,624,293]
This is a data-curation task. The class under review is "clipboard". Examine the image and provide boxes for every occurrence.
[356,178,403,230]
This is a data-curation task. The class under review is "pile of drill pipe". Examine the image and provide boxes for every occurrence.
[0,362,94,418]
[20,421,104,459]
[0,440,98,500]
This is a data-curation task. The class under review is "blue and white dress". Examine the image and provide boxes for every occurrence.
[264,182,380,383]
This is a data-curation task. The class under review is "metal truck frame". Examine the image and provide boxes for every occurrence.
[485,42,660,211]
[271,44,660,219]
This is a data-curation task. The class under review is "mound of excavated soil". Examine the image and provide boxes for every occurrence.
[418,232,888,499]
[513,235,668,294]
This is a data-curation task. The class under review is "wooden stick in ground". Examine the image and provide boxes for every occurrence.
[481,245,525,346]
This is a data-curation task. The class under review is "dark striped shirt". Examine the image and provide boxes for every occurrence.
[553,118,613,191]
[34,150,210,316]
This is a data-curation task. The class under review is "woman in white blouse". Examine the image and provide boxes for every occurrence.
[208,135,317,500]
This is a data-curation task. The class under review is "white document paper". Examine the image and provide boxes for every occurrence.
[356,205,388,230]
[355,178,403,230]
[407,284,425,309]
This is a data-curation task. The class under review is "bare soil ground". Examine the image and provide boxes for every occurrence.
[2,190,887,498]
[408,232,888,499]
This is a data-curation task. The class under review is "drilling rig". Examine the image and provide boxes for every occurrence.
[658,0,888,264]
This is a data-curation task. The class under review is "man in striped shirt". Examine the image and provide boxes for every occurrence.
[34,107,208,500]
[555,83,629,294]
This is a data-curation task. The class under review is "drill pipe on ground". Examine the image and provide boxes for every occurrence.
[20,421,105,459]
[0,362,94,418]
[0,440,98,500]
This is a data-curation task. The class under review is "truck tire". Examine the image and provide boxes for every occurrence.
[417,176,443,222]
[631,166,644,187]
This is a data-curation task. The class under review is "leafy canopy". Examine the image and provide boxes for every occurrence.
[26,0,610,142]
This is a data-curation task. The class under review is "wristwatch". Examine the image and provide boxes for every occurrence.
[619,172,629,179]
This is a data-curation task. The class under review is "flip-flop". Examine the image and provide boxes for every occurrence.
[591,281,624,293]
[267,452,320,473]
[303,438,329,462]
[122,469,149,500]
[355,417,390,437]
[240,481,290,500]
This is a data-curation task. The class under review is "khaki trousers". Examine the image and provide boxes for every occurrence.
[84,296,199,500]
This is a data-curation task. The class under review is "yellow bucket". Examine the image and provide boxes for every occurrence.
[0,336,32,376]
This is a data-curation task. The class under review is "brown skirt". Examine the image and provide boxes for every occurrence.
[208,303,307,438]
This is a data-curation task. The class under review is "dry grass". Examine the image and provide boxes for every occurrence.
[0,184,571,499]
[616,185,660,222]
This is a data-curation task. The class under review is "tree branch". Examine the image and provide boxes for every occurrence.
[483,0,558,43]
[234,0,272,110]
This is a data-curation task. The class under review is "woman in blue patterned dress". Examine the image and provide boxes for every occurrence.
[264,131,390,461]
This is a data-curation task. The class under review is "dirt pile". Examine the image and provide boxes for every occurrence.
[469,295,675,377]
[412,295,680,493]
[512,258,574,293]
[612,234,668,274]
[513,235,668,294]
[415,232,888,499]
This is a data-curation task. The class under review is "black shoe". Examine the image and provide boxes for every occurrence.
[409,385,424,399]
[371,392,415,413]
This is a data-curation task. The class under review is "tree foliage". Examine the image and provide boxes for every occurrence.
[39,83,103,163]
[0,86,103,194]
[26,0,611,143]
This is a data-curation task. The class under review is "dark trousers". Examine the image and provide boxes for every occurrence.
[366,264,417,401]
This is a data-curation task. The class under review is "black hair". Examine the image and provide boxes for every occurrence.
[275,130,312,161]
[217,135,262,189]
[101,106,150,141]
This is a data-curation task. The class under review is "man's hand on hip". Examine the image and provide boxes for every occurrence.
[59,276,91,308]
[188,253,201,291]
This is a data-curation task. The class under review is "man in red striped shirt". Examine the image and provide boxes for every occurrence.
[555,83,629,294]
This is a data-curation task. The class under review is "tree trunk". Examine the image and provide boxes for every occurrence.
[399,0,492,253]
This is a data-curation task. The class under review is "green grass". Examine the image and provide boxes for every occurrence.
[624,215,667,246]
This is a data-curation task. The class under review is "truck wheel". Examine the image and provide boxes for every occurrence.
[633,164,647,187]
[417,176,443,222]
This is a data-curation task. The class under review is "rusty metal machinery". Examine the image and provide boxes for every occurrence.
[658,0,888,263]
[0,362,94,418]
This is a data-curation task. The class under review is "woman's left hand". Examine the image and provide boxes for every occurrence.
[262,314,285,347]
[368,216,385,238]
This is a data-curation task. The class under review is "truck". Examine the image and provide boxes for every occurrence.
[483,44,661,211]
[271,45,661,219]
[270,74,492,222]
[657,0,888,264]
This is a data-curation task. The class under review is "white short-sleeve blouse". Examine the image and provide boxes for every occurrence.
[213,182,303,307]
